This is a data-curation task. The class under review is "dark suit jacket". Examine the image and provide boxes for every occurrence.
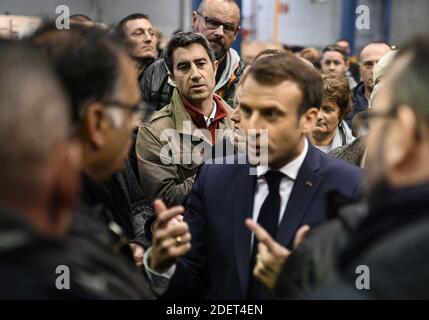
[163,143,362,300]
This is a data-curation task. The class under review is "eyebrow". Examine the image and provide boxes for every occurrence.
[132,27,153,32]
[206,15,237,27]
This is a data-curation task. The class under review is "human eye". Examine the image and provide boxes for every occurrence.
[240,104,252,117]
[263,108,280,120]
[133,29,143,36]
[224,23,236,32]
[177,63,189,71]
[196,60,207,68]
[206,17,221,28]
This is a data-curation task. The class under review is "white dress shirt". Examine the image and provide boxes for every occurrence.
[204,100,217,127]
[251,138,309,234]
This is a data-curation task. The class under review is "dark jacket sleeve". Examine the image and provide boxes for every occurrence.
[162,165,210,299]
[140,59,174,111]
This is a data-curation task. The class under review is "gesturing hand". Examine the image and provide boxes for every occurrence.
[245,218,310,289]
[149,199,191,273]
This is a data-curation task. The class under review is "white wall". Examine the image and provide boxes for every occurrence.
[391,0,429,46]
[243,0,429,50]
[0,0,193,38]
[245,0,342,48]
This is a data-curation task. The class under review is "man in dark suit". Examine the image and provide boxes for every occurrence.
[145,53,362,299]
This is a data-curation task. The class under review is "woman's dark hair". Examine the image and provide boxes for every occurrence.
[322,74,352,120]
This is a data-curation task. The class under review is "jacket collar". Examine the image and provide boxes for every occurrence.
[169,88,234,144]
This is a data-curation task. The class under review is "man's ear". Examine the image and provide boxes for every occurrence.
[233,26,241,41]
[192,11,199,29]
[46,140,82,236]
[213,60,219,73]
[300,107,319,134]
[385,105,418,170]
[85,102,108,149]
[345,60,350,72]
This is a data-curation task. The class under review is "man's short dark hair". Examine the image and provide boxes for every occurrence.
[243,53,323,116]
[28,22,127,127]
[70,14,93,22]
[322,44,348,63]
[164,31,216,75]
[116,13,151,40]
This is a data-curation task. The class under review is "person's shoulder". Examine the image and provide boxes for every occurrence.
[143,104,174,130]
[141,58,169,87]
[315,146,362,178]
[143,58,167,75]
[199,154,249,178]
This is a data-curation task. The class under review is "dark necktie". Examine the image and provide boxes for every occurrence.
[248,170,284,300]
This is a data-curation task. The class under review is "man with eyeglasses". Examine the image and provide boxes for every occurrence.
[28,24,184,298]
[346,42,391,129]
[141,0,245,111]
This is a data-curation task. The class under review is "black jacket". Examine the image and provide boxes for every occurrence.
[273,200,368,299]
[309,182,429,299]
[64,174,157,299]
[0,211,99,299]
[345,81,369,129]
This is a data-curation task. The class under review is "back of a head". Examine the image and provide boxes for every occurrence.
[28,23,127,128]
[299,47,322,70]
[69,14,96,28]
[0,41,69,204]
[392,36,429,127]
[244,53,324,115]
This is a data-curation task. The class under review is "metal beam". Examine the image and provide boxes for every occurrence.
[382,0,392,44]
[340,0,358,55]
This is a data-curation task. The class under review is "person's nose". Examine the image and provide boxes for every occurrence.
[143,31,153,43]
[190,63,202,81]
[213,25,225,37]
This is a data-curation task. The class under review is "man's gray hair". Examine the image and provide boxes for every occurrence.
[197,0,239,13]
[0,41,70,202]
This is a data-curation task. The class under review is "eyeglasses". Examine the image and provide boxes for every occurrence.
[197,12,238,35]
[103,100,145,126]
[354,106,398,133]
[103,100,143,114]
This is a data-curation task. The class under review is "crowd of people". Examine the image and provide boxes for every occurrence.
[1,0,429,300]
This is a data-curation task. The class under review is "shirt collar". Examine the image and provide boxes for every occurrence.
[204,101,217,127]
[256,138,309,181]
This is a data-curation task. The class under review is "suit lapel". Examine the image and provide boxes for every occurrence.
[276,144,322,248]
[232,164,257,299]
